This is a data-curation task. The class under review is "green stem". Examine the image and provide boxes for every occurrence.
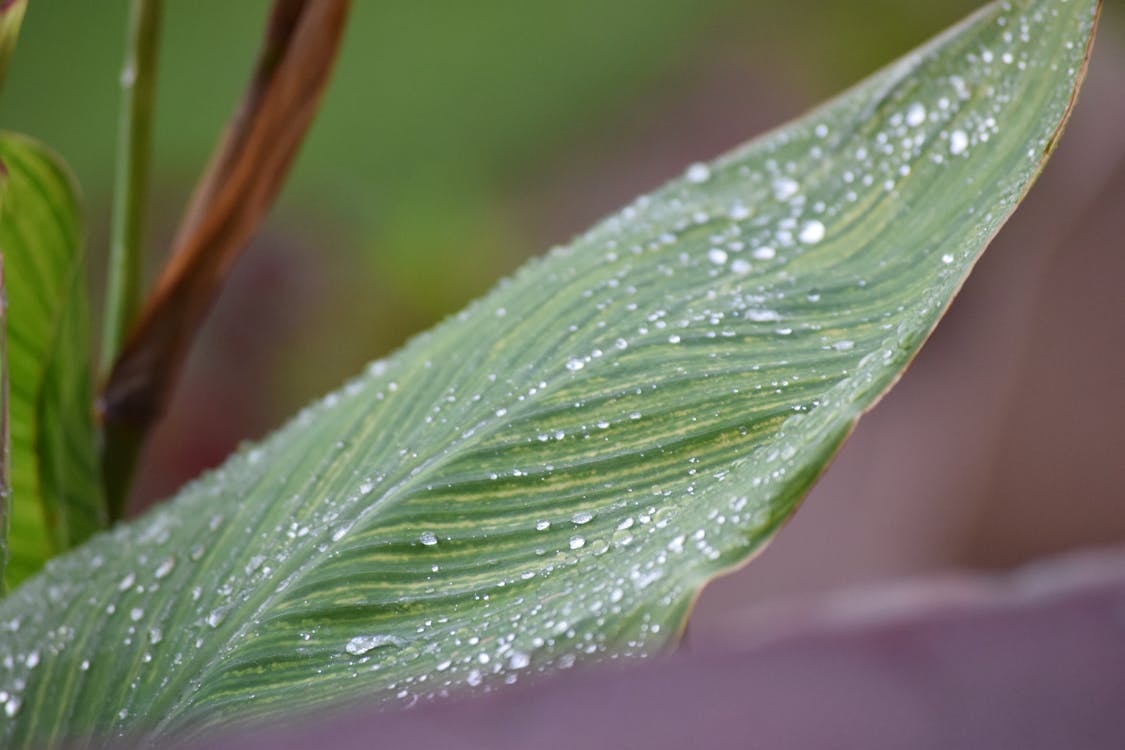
[101,0,162,378]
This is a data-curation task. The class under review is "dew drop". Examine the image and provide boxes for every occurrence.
[707,248,728,265]
[565,358,585,372]
[798,220,825,244]
[746,309,781,323]
[685,163,711,183]
[154,557,175,579]
[906,103,927,127]
[345,634,406,656]
[752,246,776,260]
[205,606,231,629]
[730,259,752,275]
[571,511,593,525]
[772,177,799,201]
[419,531,438,546]
[569,536,586,550]
[950,129,969,155]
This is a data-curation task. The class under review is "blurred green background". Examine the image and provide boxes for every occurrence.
[2,1,1123,630]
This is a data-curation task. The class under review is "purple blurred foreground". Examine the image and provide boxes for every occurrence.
[168,546,1125,750]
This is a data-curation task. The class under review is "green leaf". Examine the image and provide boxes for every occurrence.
[0,0,1097,744]
[0,133,105,588]
[0,165,9,590]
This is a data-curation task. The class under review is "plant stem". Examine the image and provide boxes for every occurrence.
[101,0,162,379]
[98,0,350,521]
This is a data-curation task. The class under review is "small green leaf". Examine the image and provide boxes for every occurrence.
[0,0,1097,744]
[0,133,105,588]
